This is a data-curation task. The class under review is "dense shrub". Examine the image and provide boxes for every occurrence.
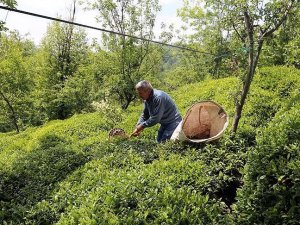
[254,66,300,99]
[233,104,300,224]
[1,66,299,224]
[0,134,89,224]
[0,113,109,224]
[25,142,234,225]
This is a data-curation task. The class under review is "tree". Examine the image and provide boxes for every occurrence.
[179,0,298,133]
[0,32,34,132]
[228,0,297,133]
[38,0,90,119]
[87,0,161,109]
[260,4,300,68]
[178,1,233,79]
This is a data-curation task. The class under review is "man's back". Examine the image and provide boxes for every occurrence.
[144,89,181,126]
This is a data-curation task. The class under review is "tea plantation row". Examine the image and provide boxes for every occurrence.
[0,66,299,224]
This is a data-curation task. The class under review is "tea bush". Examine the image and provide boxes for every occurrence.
[233,103,300,224]
[1,66,299,224]
[0,113,110,224]
[25,144,234,225]
[254,66,300,100]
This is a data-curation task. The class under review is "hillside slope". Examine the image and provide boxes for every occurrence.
[0,66,300,224]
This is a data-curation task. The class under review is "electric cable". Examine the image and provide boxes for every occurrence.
[0,5,214,55]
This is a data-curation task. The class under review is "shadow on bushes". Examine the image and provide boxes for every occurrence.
[0,134,90,224]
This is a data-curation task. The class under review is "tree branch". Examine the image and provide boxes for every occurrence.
[0,90,19,133]
[232,20,246,43]
[263,0,295,38]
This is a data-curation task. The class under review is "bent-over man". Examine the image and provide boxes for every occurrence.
[131,80,182,143]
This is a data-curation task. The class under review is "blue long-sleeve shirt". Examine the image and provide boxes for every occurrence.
[137,89,181,127]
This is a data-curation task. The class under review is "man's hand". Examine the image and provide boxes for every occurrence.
[130,124,144,137]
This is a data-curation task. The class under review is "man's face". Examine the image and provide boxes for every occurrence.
[137,88,150,100]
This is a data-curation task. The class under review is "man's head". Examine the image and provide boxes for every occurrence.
[135,80,153,100]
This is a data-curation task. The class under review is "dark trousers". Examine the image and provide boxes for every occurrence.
[157,118,182,143]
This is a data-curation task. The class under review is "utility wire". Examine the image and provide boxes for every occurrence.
[0,5,214,56]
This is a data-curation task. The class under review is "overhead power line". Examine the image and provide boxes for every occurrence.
[0,5,214,55]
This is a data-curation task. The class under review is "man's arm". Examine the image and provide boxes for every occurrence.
[137,104,149,125]
[131,104,149,137]
[131,98,164,137]
[142,97,164,127]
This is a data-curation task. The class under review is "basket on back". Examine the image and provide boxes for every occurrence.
[171,101,229,143]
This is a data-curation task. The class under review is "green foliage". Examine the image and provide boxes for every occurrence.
[0,134,89,223]
[1,65,300,224]
[260,4,300,68]
[0,111,237,224]
[254,66,300,99]
[233,104,300,224]
[0,0,299,224]
[86,0,163,109]
[178,0,298,133]
[0,0,16,7]
[0,113,109,224]
[37,21,90,120]
[178,0,233,79]
[91,100,124,130]
[172,77,238,117]
[162,66,200,90]
[229,66,300,225]
[22,141,235,225]
[41,21,89,80]
[0,32,35,132]
[244,66,300,129]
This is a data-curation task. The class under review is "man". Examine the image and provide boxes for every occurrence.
[131,80,182,143]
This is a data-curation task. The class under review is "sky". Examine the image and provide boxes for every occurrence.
[0,0,185,45]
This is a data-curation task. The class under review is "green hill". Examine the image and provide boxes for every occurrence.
[0,66,300,224]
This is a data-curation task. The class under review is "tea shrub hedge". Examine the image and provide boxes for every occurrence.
[0,66,299,224]
[233,104,300,224]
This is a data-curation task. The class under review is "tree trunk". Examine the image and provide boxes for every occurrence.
[232,67,253,133]
[232,38,264,133]
[0,91,19,133]
[232,11,255,133]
